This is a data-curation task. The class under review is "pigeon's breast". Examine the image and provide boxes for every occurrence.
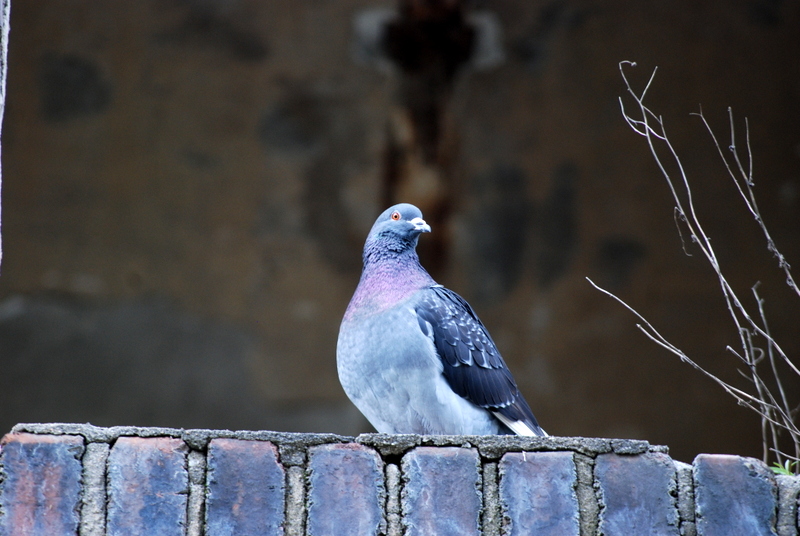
[337,298,442,428]
[338,295,441,378]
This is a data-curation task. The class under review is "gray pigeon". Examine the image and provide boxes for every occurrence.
[337,203,546,436]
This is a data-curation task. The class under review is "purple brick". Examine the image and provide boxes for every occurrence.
[402,446,481,536]
[307,443,384,536]
[107,437,188,536]
[595,452,679,536]
[0,433,84,536]
[206,439,284,536]
[499,451,579,536]
[694,454,777,536]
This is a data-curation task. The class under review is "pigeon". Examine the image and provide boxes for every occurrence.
[337,203,546,436]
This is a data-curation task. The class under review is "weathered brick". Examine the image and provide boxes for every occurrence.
[694,454,777,536]
[499,451,579,536]
[205,438,284,536]
[0,433,84,536]
[107,437,188,536]
[402,446,481,536]
[595,452,679,536]
[307,443,384,536]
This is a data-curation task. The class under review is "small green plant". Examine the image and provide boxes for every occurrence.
[771,460,797,476]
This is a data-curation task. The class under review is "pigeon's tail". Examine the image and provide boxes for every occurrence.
[494,412,548,437]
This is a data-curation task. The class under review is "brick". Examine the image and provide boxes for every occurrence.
[307,443,384,536]
[107,437,188,536]
[402,446,481,536]
[205,439,284,536]
[0,433,84,536]
[595,452,679,536]
[499,451,579,536]
[694,454,777,536]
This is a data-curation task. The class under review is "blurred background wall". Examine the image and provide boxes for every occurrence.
[1,0,798,464]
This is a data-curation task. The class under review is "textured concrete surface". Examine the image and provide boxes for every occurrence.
[776,474,800,536]
[481,462,501,536]
[0,433,84,536]
[186,450,206,536]
[694,454,778,536]
[674,460,697,536]
[80,442,110,536]
[574,452,599,536]
[357,432,662,458]
[285,465,306,536]
[385,462,403,536]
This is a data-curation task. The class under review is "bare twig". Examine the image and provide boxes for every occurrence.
[694,110,800,299]
[594,62,800,469]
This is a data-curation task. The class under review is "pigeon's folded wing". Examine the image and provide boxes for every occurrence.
[415,285,546,436]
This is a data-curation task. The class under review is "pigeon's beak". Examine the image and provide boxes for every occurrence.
[410,217,431,233]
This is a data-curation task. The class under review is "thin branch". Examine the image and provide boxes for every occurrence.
[606,62,800,469]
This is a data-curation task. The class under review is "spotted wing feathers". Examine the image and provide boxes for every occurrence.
[415,285,545,436]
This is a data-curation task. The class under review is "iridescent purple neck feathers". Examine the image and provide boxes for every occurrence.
[344,237,435,321]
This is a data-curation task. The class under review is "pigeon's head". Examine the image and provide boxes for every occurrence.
[366,203,431,254]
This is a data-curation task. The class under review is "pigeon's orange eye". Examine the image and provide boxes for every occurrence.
[391,211,401,221]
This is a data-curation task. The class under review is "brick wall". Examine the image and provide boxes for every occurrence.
[0,423,795,535]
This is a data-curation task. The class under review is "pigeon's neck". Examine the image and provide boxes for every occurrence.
[344,246,434,320]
